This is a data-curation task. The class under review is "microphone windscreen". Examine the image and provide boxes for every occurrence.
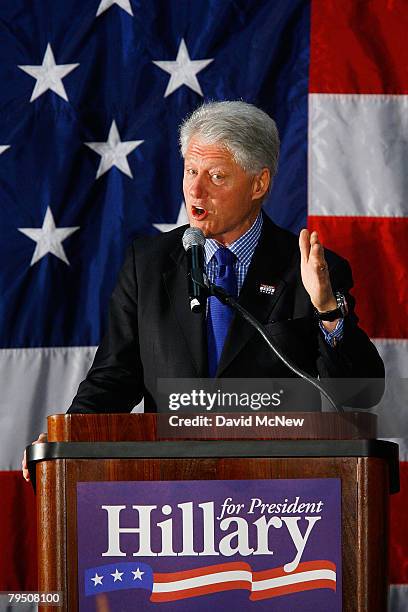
[182,227,206,251]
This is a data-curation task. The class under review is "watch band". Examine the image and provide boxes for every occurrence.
[314,292,348,321]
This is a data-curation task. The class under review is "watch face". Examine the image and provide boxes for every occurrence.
[335,292,348,318]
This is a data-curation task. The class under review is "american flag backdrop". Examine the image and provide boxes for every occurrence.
[0,0,406,609]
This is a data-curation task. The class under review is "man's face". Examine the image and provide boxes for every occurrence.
[183,137,270,245]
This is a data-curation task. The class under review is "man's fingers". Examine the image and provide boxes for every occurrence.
[22,432,47,482]
[309,231,327,266]
[310,230,319,245]
[310,241,325,259]
[299,228,311,262]
[300,229,326,266]
[22,449,30,482]
[300,229,329,276]
[310,231,323,256]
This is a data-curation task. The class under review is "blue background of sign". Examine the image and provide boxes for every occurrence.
[77,478,342,611]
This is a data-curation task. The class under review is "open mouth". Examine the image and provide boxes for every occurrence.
[191,205,209,221]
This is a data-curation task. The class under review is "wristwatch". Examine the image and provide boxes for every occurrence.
[314,291,348,321]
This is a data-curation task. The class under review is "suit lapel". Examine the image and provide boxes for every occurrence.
[216,215,297,376]
[163,245,207,376]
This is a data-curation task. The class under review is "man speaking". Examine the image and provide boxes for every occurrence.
[65,100,384,414]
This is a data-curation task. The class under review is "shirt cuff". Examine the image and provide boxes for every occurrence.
[319,318,344,347]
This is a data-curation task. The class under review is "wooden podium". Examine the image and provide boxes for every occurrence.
[27,412,399,612]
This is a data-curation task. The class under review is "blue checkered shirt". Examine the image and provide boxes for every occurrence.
[204,212,343,347]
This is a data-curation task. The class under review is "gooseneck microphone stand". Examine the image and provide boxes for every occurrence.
[193,270,342,413]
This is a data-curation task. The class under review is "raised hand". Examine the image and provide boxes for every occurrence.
[299,229,337,312]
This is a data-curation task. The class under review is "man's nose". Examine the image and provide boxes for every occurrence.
[189,174,207,199]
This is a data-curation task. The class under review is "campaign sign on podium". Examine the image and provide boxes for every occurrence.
[77,478,342,611]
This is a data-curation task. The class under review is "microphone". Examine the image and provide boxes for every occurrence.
[182,227,207,313]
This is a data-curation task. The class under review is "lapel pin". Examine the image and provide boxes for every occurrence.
[259,283,276,295]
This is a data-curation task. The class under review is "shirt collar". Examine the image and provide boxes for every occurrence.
[204,212,263,265]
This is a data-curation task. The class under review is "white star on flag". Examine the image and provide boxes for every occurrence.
[18,206,79,266]
[18,43,79,102]
[153,202,189,232]
[132,567,145,580]
[91,573,104,586]
[153,38,213,97]
[85,120,143,179]
[96,0,134,16]
[111,568,124,582]
[0,145,10,155]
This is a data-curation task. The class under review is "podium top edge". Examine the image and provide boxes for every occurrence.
[27,439,399,494]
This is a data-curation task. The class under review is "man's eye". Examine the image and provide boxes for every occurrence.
[185,168,196,176]
[211,174,223,181]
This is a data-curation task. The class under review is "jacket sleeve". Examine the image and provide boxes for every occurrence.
[316,255,385,408]
[67,244,144,413]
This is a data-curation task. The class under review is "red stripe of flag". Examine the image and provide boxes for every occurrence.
[308,216,408,338]
[310,0,408,94]
[0,472,37,590]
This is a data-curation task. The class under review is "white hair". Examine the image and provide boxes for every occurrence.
[179,100,280,177]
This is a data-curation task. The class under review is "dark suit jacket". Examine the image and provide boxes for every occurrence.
[68,214,384,413]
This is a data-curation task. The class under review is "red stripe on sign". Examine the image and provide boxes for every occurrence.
[153,561,251,582]
[310,0,408,93]
[0,471,37,590]
[151,580,251,602]
[253,559,336,580]
[390,461,408,584]
[308,216,408,339]
[250,579,336,601]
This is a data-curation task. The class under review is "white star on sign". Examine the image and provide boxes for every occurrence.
[91,573,104,586]
[111,568,124,582]
[18,43,79,102]
[85,120,143,179]
[96,0,133,16]
[153,38,213,97]
[18,206,79,266]
[153,202,189,232]
[132,567,145,580]
[0,145,10,155]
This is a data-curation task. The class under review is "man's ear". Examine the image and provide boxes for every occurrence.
[252,168,271,201]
